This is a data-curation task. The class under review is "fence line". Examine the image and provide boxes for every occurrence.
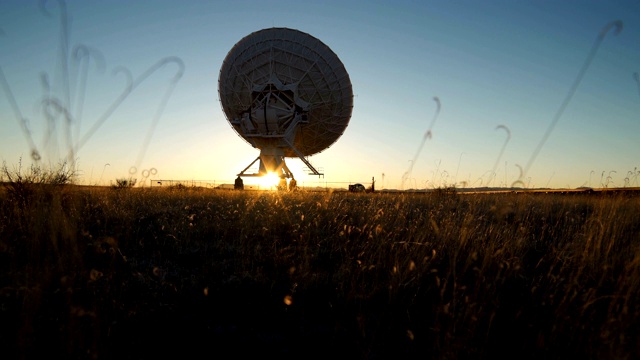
[147,179,372,191]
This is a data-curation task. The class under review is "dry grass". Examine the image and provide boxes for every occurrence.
[1,185,639,359]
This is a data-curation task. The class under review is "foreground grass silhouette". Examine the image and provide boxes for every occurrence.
[1,185,638,359]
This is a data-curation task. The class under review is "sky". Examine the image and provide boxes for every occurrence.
[1,0,639,190]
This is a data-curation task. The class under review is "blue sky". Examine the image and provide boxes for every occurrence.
[1,0,639,189]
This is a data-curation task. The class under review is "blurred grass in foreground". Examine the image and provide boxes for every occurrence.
[1,184,638,359]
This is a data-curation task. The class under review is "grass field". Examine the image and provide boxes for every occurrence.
[1,184,639,359]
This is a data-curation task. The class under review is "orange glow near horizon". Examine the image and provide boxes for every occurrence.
[256,172,281,189]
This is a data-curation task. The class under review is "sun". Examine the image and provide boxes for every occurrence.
[257,172,281,189]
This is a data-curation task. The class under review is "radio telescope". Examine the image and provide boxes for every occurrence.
[218,27,353,180]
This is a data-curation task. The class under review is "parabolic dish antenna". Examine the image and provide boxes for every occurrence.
[218,27,353,179]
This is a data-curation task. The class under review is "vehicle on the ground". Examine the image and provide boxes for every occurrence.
[349,183,366,192]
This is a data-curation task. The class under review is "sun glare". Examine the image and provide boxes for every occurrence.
[258,172,281,189]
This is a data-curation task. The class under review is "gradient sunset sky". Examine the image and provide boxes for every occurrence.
[1,0,639,189]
